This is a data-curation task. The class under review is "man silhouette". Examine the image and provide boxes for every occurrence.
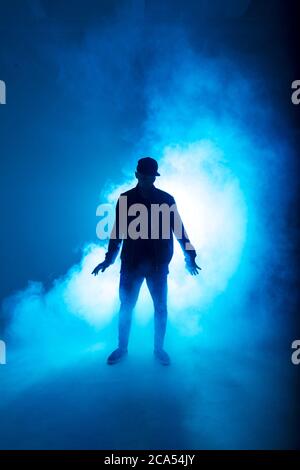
[92,157,200,365]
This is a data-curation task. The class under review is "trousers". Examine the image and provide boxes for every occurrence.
[118,262,168,351]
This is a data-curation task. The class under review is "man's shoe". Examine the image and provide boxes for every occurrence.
[107,348,128,365]
[154,349,171,366]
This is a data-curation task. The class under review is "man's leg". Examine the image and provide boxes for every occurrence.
[118,270,144,351]
[146,271,168,354]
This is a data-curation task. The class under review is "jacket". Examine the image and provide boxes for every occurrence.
[105,184,196,269]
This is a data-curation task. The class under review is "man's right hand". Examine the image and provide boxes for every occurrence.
[92,260,111,275]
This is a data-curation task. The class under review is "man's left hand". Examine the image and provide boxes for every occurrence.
[185,259,201,276]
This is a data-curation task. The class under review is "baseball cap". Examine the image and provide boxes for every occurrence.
[136,157,160,176]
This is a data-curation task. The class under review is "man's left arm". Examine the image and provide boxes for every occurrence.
[171,199,201,275]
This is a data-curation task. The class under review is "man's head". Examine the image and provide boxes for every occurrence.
[135,157,160,189]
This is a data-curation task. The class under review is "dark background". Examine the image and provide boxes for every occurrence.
[0,0,299,307]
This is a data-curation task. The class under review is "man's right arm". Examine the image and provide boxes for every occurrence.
[92,197,123,275]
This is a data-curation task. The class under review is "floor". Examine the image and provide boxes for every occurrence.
[0,325,298,450]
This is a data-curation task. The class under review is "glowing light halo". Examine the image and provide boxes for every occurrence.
[64,140,247,335]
